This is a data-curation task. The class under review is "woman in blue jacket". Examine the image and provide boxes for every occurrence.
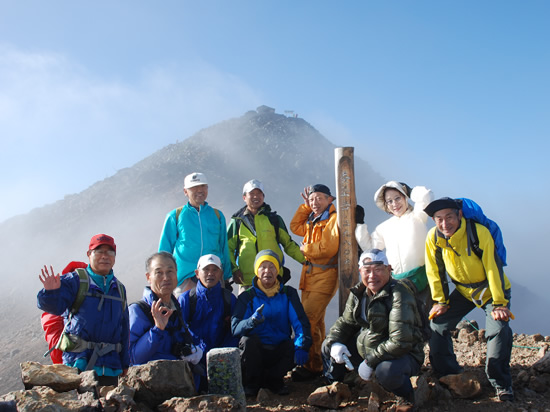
[231,249,312,396]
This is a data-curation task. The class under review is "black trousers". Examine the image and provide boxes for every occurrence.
[239,335,294,389]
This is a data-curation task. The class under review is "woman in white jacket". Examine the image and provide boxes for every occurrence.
[356,181,433,292]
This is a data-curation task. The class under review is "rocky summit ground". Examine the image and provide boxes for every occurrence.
[1,316,549,411]
[244,327,550,412]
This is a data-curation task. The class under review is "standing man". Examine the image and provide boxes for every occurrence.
[159,172,231,295]
[424,197,514,402]
[227,179,305,292]
[289,184,339,381]
[37,234,129,386]
[323,249,424,411]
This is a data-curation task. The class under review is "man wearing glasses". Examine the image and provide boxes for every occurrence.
[37,234,129,386]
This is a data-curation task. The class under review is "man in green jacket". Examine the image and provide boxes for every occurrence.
[322,249,424,410]
[227,179,305,292]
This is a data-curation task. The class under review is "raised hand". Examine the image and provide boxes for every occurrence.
[151,300,174,331]
[39,265,61,290]
[301,187,310,207]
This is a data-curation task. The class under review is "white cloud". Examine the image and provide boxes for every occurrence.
[0,44,262,222]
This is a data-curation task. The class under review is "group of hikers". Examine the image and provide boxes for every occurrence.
[37,172,515,410]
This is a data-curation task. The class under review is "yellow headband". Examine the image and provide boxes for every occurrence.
[254,254,280,275]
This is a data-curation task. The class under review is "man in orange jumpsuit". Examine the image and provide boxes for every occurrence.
[290,184,339,380]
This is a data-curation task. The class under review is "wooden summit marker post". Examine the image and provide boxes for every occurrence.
[334,147,358,315]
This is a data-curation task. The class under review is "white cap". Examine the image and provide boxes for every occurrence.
[242,179,264,195]
[359,249,389,267]
[197,254,222,270]
[184,172,208,189]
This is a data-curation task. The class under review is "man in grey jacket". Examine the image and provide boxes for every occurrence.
[322,249,424,410]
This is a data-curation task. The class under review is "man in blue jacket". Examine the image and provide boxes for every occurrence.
[129,252,203,366]
[179,254,239,392]
[37,234,129,386]
[159,172,231,296]
[232,250,312,396]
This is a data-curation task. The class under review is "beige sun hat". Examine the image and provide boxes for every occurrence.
[374,181,412,213]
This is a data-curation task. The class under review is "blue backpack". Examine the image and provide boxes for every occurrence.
[457,198,507,266]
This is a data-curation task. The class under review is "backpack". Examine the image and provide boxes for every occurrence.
[43,266,127,358]
[457,198,507,266]
[385,279,431,342]
[433,198,507,266]
[188,286,233,333]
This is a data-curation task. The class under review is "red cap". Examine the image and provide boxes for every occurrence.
[62,261,88,275]
[88,234,116,252]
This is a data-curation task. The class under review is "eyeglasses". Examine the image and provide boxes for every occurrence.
[385,196,404,206]
[92,249,116,257]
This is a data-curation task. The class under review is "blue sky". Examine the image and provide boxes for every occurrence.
[1,2,549,288]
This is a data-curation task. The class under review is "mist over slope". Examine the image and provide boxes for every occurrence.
[0,106,545,395]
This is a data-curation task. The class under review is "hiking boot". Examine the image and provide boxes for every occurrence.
[496,386,515,402]
[291,366,319,382]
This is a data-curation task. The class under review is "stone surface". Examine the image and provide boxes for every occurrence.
[77,371,98,394]
[307,382,351,409]
[533,352,550,374]
[439,372,482,399]
[256,388,270,403]
[412,375,431,407]
[104,384,137,411]
[0,386,98,411]
[207,348,245,408]
[121,360,195,408]
[20,362,81,392]
[157,394,244,412]
[458,329,477,345]
[367,391,380,412]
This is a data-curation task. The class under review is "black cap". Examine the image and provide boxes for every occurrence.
[308,184,333,197]
[424,197,462,217]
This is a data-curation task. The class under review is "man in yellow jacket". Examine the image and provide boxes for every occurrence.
[290,184,339,380]
[424,197,514,402]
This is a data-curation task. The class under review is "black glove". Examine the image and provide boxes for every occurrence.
[355,205,365,224]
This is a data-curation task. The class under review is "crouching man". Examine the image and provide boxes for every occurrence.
[322,249,424,410]
[231,250,312,397]
[129,252,203,367]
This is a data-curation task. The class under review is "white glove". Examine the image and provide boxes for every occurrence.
[358,360,374,381]
[182,346,203,365]
[330,343,351,364]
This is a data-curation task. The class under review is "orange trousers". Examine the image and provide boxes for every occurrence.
[301,290,335,373]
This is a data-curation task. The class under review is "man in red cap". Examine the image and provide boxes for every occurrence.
[37,234,129,386]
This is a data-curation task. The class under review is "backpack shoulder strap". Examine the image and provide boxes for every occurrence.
[71,268,90,315]
[132,300,154,325]
[466,219,482,260]
[222,288,232,317]
[213,208,221,221]
[116,279,127,310]
[188,287,197,320]
[267,212,281,245]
